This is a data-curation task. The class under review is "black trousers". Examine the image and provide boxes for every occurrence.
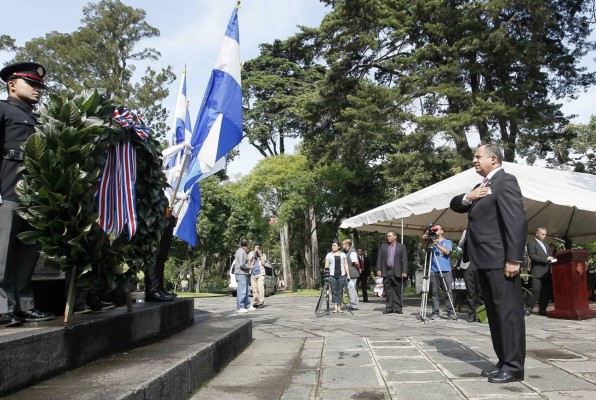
[358,275,369,302]
[145,216,176,293]
[383,274,403,312]
[463,266,484,316]
[479,268,525,378]
[0,200,39,313]
[526,272,552,313]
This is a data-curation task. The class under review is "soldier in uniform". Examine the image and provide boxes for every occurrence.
[0,62,55,326]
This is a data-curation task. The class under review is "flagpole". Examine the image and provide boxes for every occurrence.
[168,146,191,215]
[166,64,189,218]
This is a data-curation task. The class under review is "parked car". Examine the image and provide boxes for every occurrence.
[228,261,278,297]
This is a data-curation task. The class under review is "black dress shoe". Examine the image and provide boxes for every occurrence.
[73,304,93,314]
[467,314,477,323]
[145,291,174,302]
[158,287,177,298]
[488,370,522,383]
[15,309,55,322]
[538,310,548,316]
[383,310,394,314]
[525,308,532,316]
[0,313,23,327]
[90,301,116,311]
[481,367,500,377]
[394,310,403,314]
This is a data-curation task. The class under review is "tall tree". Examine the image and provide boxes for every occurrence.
[242,37,325,157]
[11,0,175,137]
[242,36,328,286]
[314,0,595,181]
[239,154,315,291]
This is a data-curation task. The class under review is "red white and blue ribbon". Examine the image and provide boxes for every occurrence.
[96,108,148,239]
[112,107,150,140]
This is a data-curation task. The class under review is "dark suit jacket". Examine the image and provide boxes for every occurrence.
[376,242,408,277]
[449,169,527,270]
[360,255,371,277]
[526,239,551,278]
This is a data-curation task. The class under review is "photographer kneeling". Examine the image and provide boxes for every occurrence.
[422,224,456,321]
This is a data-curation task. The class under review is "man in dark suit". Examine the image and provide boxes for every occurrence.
[357,248,371,302]
[376,231,408,314]
[450,144,527,384]
[525,227,555,316]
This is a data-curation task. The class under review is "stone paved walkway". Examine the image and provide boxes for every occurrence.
[189,294,596,400]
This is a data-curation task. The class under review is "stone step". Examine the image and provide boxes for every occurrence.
[0,298,195,396]
[4,311,252,400]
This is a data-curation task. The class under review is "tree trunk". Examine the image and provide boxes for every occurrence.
[197,257,207,293]
[308,206,320,286]
[189,263,195,293]
[279,222,293,291]
[303,242,312,289]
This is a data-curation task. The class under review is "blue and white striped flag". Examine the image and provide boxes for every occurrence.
[164,66,192,169]
[181,4,242,192]
[174,4,243,246]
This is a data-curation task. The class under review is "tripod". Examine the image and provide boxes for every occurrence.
[315,269,354,316]
[419,243,458,322]
[315,277,331,316]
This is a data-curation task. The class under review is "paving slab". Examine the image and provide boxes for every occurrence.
[190,295,596,399]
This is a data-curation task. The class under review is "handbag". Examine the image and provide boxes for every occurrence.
[239,259,250,272]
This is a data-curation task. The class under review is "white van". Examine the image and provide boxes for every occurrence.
[228,261,278,297]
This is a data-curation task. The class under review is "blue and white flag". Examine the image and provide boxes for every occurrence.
[163,66,192,169]
[173,183,201,246]
[181,5,243,192]
[174,4,243,246]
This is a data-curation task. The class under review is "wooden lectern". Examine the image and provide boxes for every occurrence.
[549,249,596,320]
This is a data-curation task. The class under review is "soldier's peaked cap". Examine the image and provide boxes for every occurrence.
[0,62,47,88]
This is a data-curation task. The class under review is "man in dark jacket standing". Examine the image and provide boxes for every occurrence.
[357,247,371,302]
[525,227,555,316]
[450,144,527,384]
[376,231,408,314]
[0,62,55,326]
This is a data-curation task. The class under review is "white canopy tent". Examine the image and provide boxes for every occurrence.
[340,162,596,243]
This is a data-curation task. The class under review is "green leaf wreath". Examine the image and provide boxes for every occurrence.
[16,89,168,287]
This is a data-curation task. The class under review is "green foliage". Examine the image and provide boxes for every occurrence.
[545,116,595,174]
[0,34,16,53]
[242,37,325,157]
[10,0,175,139]
[241,154,314,223]
[309,0,595,187]
[17,89,167,285]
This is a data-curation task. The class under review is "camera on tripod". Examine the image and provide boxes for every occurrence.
[323,268,330,283]
[423,222,440,248]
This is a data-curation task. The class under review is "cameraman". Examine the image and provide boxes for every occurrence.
[342,239,360,311]
[248,242,267,309]
[422,224,456,321]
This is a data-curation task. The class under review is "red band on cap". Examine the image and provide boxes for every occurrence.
[12,72,44,83]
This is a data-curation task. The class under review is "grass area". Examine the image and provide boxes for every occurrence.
[277,286,419,297]
[277,289,320,296]
[171,285,420,299]
[174,292,227,298]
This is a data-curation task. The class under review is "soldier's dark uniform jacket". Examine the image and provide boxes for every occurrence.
[0,96,37,202]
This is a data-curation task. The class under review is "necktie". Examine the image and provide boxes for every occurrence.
[480,178,489,187]
[538,240,547,255]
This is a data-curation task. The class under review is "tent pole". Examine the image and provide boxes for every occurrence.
[401,218,404,244]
